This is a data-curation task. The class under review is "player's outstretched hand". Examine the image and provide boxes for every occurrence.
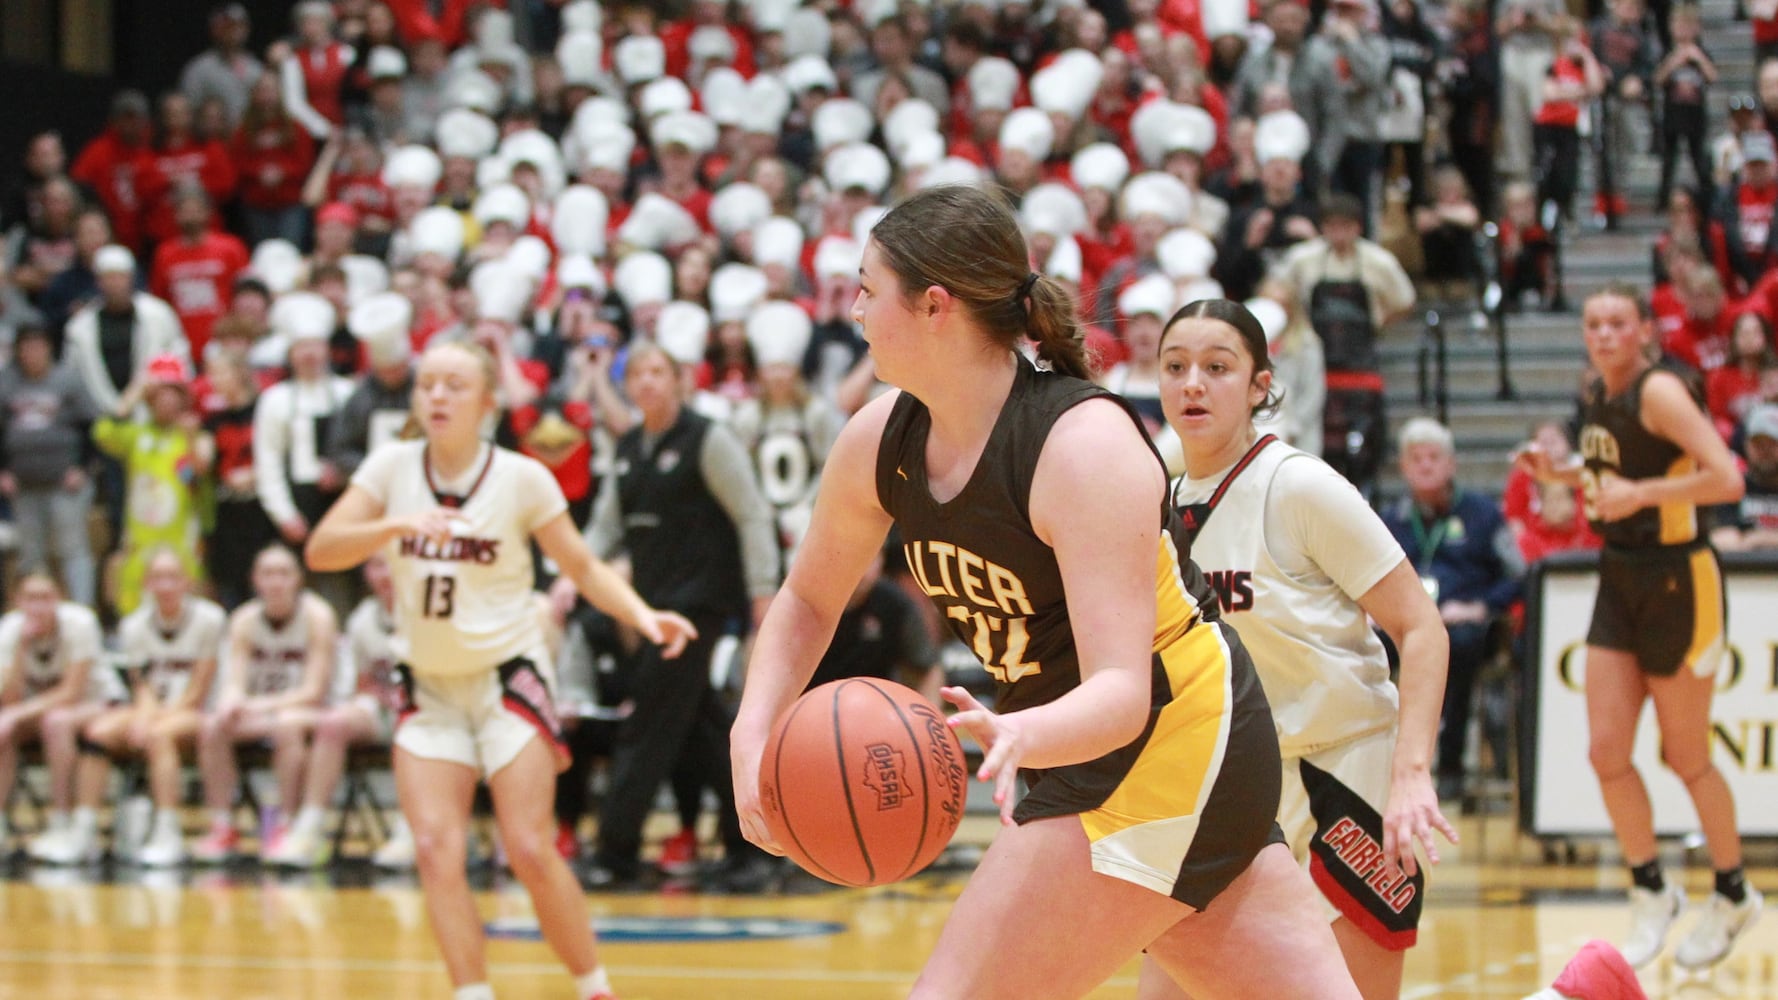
[640,609,698,658]
[1383,767,1459,878]
[942,686,1024,826]
[398,508,461,547]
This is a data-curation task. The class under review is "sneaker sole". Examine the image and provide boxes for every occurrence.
[1676,906,1764,970]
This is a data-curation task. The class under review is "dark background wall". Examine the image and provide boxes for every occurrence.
[0,0,290,196]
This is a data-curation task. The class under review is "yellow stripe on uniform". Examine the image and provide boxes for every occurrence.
[1684,547,1725,676]
[1080,622,1232,846]
[1658,455,1699,546]
[1152,534,1200,650]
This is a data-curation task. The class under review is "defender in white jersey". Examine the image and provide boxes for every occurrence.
[0,574,114,856]
[1140,300,1456,1000]
[306,341,696,1000]
[45,551,226,866]
[192,545,339,862]
[265,555,417,869]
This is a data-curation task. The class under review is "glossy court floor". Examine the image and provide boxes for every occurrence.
[1,813,1774,999]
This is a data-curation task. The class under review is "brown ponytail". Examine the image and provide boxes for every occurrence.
[1024,272,1091,380]
[869,186,1090,380]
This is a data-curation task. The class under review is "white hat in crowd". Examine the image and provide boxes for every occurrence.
[1254,110,1312,166]
[614,35,666,85]
[1045,236,1083,283]
[552,186,610,258]
[896,130,945,170]
[812,98,873,152]
[640,76,695,119]
[409,206,466,261]
[436,108,499,159]
[1201,0,1250,38]
[710,183,774,241]
[499,129,567,196]
[382,145,442,190]
[348,292,413,367]
[94,244,135,275]
[1156,228,1217,280]
[690,25,736,64]
[575,120,637,174]
[851,205,890,246]
[472,183,531,230]
[783,54,839,95]
[813,236,863,279]
[882,100,940,158]
[1118,274,1177,321]
[1120,171,1194,226]
[557,254,606,296]
[273,291,337,341]
[471,261,535,325]
[749,0,798,32]
[557,32,604,89]
[1245,297,1289,345]
[710,263,769,323]
[967,58,1021,112]
[505,235,553,282]
[919,157,985,190]
[613,251,674,308]
[782,8,832,59]
[998,107,1055,163]
[368,46,407,81]
[747,300,814,368]
[657,301,713,364]
[1030,49,1102,120]
[446,70,503,116]
[1071,142,1130,192]
[562,0,601,34]
[740,75,793,134]
[701,67,749,126]
[339,254,390,306]
[751,217,805,270]
[1020,183,1087,239]
[650,110,718,156]
[250,239,303,293]
[1131,101,1216,168]
[617,193,701,252]
[824,142,891,197]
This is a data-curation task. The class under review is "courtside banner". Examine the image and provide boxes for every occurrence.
[1524,551,1778,837]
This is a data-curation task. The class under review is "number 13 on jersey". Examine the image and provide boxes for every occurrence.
[422,574,456,618]
[947,606,1042,683]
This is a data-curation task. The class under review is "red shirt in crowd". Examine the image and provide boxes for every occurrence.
[384,0,503,48]
[141,138,239,246]
[70,128,157,251]
[1706,364,1764,439]
[151,231,250,362]
[660,20,756,80]
[328,171,395,226]
[294,41,354,127]
[232,122,316,210]
[1732,180,1778,277]
[1664,306,1737,372]
[1534,55,1586,128]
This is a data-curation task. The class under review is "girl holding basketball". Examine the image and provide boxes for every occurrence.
[306,340,697,1000]
[732,186,1359,999]
[1518,284,1760,970]
[1139,299,1456,1000]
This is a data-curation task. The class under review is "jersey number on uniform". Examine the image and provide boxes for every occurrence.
[946,607,1041,683]
[1577,468,1620,522]
[421,574,456,619]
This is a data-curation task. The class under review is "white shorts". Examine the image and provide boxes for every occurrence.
[393,654,569,778]
[1278,728,1424,951]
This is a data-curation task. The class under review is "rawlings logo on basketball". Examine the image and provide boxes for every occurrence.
[908,701,966,833]
[861,743,907,810]
[1320,816,1418,913]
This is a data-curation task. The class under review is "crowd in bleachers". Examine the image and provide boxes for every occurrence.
[2,0,1778,881]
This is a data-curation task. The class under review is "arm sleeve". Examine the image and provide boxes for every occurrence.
[1365,242,1418,320]
[279,54,335,140]
[1344,35,1394,91]
[91,416,137,459]
[347,438,398,504]
[582,472,624,560]
[1270,457,1408,600]
[700,422,782,598]
[326,386,373,479]
[253,386,301,525]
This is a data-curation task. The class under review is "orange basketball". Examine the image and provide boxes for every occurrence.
[758,678,969,887]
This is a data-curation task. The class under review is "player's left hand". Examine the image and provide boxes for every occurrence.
[1593,475,1644,522]
[642,609,698,659]
[1383,767,1458,878]
[942,686,1023,826]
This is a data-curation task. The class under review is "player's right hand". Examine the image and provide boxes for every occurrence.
[395,508,461,547]
[731,737,786,856]
[641,609,697,658]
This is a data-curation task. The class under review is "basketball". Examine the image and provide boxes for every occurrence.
[758,678,969,888]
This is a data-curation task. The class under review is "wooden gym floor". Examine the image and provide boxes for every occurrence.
[0,812,1773,999]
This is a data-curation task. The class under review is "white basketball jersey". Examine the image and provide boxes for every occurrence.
[0,604,114,703]
[1172,442,1405,754]
[345,596,402,712]
[352,440,567,676]
[238,595,323,697]
[119,597,228,703]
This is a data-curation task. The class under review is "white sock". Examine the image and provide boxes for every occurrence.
[453,984,496,1000]
[46,810,70,832]
[152,809,181,839]
[292,806,327,837]
[71,807,98,834]
[574,967,613,1000]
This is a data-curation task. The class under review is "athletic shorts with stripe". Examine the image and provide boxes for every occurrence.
[1280,728,1424,950]
[1016,620,1285,911]
[392,653,571,778]
[1586,542,1726,678]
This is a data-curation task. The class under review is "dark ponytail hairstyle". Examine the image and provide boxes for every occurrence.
[1162,298,1284,420]
[868,185,1092,380]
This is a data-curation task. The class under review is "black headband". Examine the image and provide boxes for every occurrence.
[1017,272,1039,299]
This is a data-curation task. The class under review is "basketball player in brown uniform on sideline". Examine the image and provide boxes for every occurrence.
[1519,283,1761,969]
[732,186,1360,999]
